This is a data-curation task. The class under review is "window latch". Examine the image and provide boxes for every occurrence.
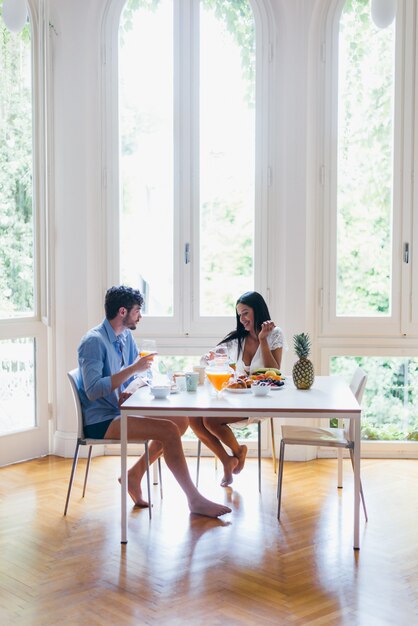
[404,243,409,264]
[185,243,190,264]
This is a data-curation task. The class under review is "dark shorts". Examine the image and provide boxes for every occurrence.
[83,418,114,439]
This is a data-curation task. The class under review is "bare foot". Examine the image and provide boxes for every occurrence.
[220,456,239,487]
[118,475,149,508]
[232,445,247,474]
[188,495,232,518]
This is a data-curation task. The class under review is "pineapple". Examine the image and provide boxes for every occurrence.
[292,333,314,389]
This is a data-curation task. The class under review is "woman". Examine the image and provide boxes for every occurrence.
[190,291,286,487]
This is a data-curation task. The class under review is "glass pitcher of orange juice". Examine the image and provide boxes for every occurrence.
[205,349,233,397]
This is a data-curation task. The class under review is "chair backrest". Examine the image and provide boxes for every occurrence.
[349,367,367,403]
[67,369,85,439]
[346,367,367,441]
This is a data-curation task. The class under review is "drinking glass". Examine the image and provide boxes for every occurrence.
[140,339,157,357]
[140,339,157,382]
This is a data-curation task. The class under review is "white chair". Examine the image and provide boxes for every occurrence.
[277,367,368,521]
[64,369,162,519]
[196,418,278,492]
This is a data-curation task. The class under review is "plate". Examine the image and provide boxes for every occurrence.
[269,383,285,390]
[224,387,252,394]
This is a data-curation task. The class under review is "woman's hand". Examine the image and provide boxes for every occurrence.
[202,350,215,363]
[258,320,275,341]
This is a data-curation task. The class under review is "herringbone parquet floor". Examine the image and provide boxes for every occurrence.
[0,455,417,626]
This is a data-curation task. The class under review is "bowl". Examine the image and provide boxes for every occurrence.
[150,385,171,399]
[251,383,270,397]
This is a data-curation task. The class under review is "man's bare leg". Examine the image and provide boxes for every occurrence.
[113,416,188,507]
[106,415,231,518]
[203,417,248,475]
[189,417,238,487]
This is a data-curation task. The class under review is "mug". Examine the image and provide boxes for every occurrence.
[192,365,206,385]
[185,372,199,392]
[174,374,186,392]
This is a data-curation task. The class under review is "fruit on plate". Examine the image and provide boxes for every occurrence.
[248,373,284,387]
[252,367,281,377]
[292,332,314,389]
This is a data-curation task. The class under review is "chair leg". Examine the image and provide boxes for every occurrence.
[158,457,163,499]
[337,448,343,488]
[258,420,261,493]
[270,418,277,474]
[196,439,201,487]
[349,449,368,522]
[145,442,152,520]
[64,441,81,516]
[277,440,285,519]
[153,461,159,485]
[82,445,93,498]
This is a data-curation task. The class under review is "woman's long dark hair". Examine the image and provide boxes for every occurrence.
[218,291,272,360]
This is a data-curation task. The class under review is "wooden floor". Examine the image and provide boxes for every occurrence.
[0,455,417,626]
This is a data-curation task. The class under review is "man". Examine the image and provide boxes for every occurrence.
[78,285,231,518]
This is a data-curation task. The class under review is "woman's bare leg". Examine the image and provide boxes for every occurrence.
[189,417,238,487]
[203,417,248,475]
[106,415,231,518]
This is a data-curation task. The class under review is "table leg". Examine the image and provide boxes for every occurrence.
[270,418,277,474]
[337,418,343,488]
[353,414,361,550]
[121,409,128,544]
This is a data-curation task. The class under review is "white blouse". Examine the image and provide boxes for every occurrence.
[219,326,286,376]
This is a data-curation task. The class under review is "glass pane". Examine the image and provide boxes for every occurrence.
[0,338,36,435]
[119,0,174,316]
[0,15,34,318]
[336,1,395,316]
[199,0,255,316]
[330,356,418,441]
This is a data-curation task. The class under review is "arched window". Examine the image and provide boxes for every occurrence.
[117,0,259,340]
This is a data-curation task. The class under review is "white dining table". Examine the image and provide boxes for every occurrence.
[120,375,363,548]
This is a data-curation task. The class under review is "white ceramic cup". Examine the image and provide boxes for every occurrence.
[174,374,186,392]
[185,372,199,392]
[192,365,206,385]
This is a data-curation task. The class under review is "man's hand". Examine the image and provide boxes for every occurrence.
[134,352,157,373]
[118,391,132,407]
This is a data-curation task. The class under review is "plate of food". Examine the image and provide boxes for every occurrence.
[249,369,285,390]
[224,386,252,394]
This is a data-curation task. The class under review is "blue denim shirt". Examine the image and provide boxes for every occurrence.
[77,318,138,427]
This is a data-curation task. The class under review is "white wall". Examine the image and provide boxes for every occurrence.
[49,0,107,454]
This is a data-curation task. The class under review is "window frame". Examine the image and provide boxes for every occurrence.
[0,0,49,465]
[320,345,418,455]
[315,0,418,455]
[101,0,274,353]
